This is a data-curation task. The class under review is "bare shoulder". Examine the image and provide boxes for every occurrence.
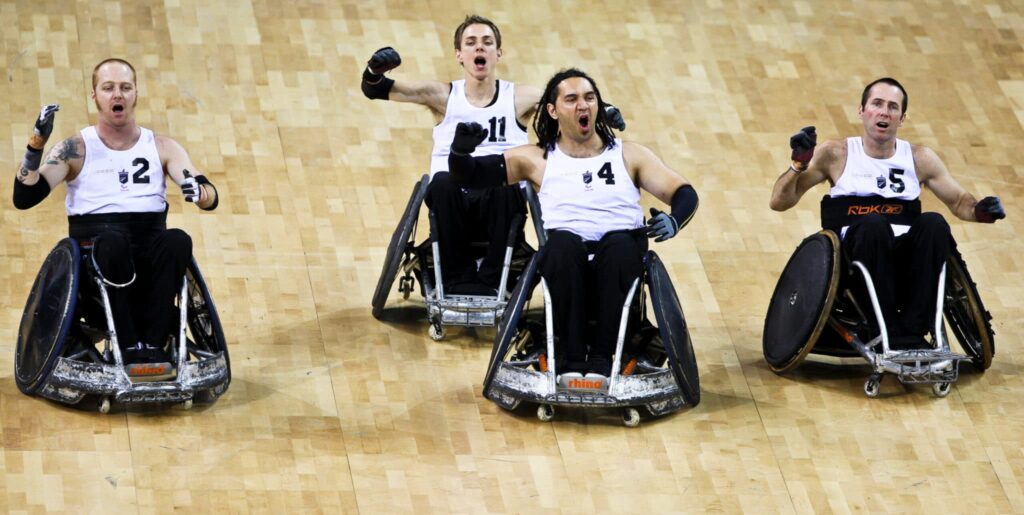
[46,134,86,164]
[507,143,544,163]
[818,138,847,160]
[910,143,946,180]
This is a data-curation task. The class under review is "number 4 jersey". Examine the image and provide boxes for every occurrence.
[538,139,644,242]
[67,126,167,215]
[430,79,528,176]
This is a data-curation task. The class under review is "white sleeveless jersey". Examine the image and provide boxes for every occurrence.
[831,136,920,237]
[67,126,167,215]
[429,79,528,176]
[538,139,643,241]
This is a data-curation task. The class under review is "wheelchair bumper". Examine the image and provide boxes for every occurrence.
[486,362,689,417]
[37,351,229,405]
[428,295,506,327]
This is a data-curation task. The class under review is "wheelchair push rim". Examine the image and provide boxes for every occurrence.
[762,230,841,373]
[645,251,700,406]
[372,175,430,319]
[943,246,994,371]
[15,238,81,395]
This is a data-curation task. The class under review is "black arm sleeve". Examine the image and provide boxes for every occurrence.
[13,177,51,210]
[448,153,508,189]
[194,175,219,211]
[360,68,394,100]
[670,184,698,229]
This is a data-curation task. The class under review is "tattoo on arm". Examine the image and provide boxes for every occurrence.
[17,164,30,183]
[56,139,82,162]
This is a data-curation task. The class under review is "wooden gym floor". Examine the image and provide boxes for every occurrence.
[1,0,1023,512]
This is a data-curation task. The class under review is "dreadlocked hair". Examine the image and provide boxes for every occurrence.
[532,68,616,157]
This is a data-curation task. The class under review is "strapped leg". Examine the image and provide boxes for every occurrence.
[137,228,192,346]
[895,213,951,337]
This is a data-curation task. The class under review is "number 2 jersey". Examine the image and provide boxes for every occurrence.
[67,126,167,215]
[430,79,528,176]
[829,136,920,236]
[538,139,644,242]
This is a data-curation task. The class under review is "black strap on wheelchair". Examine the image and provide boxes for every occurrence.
[820,195,920,231]
[68,209,168,242]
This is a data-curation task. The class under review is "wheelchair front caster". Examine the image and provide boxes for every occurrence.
[98,396,111,414]
[399,276,414,300]
[181,399,193,410]
[932,382,952,398]
[537,404,555,422]
[623,407,641,427]
[429,322,445,341]
[864,374,882,398]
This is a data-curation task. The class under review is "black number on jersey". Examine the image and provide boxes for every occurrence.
[132,157,151,184]
[888,168,905,193]
[596,162,615,184]
[487,116,507,142]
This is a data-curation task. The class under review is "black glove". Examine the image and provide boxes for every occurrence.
[604,104,625,131]
[367,47,401,76]
[451,122,488,155]
[645,208,679,242]
[789,126,816,168]
[30,103,60,150]
[974,196,1005,223]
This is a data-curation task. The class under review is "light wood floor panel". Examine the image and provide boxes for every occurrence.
[2,0,1024,512]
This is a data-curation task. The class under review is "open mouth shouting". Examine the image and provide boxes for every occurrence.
[473,56,487,71]
[112,103,125,114]
[578,112,591,133]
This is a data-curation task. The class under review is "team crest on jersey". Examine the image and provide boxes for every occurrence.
[118,169,129,191]
[876,174,886,190]
[582,171,593,191]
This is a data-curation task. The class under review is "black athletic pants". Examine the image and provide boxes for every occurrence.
[425,172,525,289]
[842,212,951,339]
[540,229,647,375]
[89,229,192,349]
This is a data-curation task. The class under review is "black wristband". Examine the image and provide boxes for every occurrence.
[669,184,698,229]
[13,176,51,210]
[193,175,219,211]
[23,146,44,171]
[361,67,394,100]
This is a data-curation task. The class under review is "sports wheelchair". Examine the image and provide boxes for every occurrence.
[14,238,230,412]
[483,238,700,427]
[371,175,541,340]
[763,230,994,397]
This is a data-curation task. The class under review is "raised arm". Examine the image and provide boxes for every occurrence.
[914,145,1005,223]
[13,104,76,209]
[514,84,543,125]
[447,122,541,189]
[158,135,218,211]
[769,127,838,211]
[360,47,451,116]
[626,141,697,242]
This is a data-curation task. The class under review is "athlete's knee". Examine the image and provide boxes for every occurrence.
[160,229,193,260]
[92,231,134,284]
[915,212,951,236]
[541,231,586,275]
[426,172,460,206]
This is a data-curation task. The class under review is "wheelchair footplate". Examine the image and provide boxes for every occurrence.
[428,294,507,326]
[880,348,967,384]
